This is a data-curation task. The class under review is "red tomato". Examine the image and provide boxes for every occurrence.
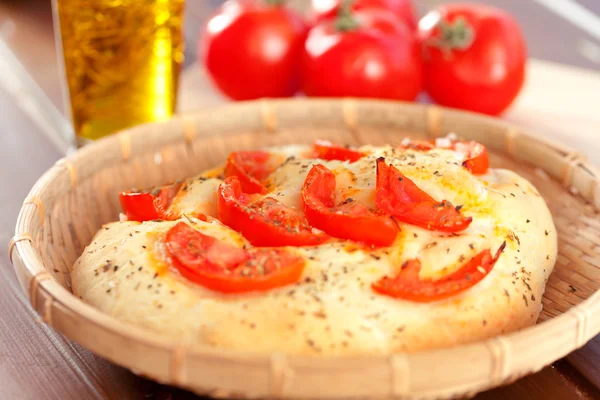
[312,139,364,162]
[166,222,305,293]
[224,151,281,194]
[203,0,309,100]
[376,158,472,232]
[372,242,506,301]
[311,0,417,30]
[302,164,399,246]
[401,138,490,175]
[218,176,329,247]
[418,4,526,115]
[302,9,423,100]
[119,182,182,222]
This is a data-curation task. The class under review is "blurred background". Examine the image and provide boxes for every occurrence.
[1,0,599,116]
[0,0,598,224]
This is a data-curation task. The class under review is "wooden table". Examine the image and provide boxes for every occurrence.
[1,0,600,399]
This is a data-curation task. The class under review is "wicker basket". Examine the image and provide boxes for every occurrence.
[10,99,600,399]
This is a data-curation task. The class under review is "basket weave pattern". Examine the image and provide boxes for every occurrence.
[10,99,600,399]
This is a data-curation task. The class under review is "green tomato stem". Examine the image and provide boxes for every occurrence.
[335,0,359,32]
[264,0,286,6]
[437,16,475,51]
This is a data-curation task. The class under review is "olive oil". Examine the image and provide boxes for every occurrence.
[55,0,185,143]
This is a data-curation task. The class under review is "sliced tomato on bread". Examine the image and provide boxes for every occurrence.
[165,222,305,293]
[218,176,329,247]
[119,182,182,222]
[376,158,472,232]
[372,242,506,302]
[302,164,399,246]
[312,140,364,162]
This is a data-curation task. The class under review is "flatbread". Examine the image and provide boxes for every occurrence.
[72,144,557,355]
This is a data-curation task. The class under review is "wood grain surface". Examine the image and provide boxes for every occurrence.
[1,0,600,399]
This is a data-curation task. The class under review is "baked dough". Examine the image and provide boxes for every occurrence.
[72,144,557,355]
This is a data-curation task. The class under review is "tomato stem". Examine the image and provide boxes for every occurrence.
[334,0,359,32]
[432,16,475,53]
[264,0,286,6]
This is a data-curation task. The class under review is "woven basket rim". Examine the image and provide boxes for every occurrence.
[10,98,600,398]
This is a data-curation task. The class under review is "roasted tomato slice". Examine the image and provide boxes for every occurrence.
[119,182,182,222]
[302,164,399,246]
[119,192,159,222]
[218,176,329,247]
[153,182,182,213]
[400,138,489,174]
[165,221,249,272]
[312,139,365,162]
[372,242,506,302]
[400,139,436,151]
[165,222,305,293]
[452,141,489,175]
[376,158,472,232]
[225,151,280,194]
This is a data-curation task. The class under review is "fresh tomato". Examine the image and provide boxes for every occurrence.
[302,164,399,246]
[418,4,526,115]
[119,182,182,222]
[218,176,329,247]
[166,222,305,293]
[401,138,490,175]
[303,8,422,100]
[224,151,280,194]
[312,139,365,162]
[203,0,309,100]
[372,242,506,301]
[376,158,472,232]
[311,0,417,30]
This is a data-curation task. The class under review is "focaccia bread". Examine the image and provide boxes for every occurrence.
[72,139,557,355]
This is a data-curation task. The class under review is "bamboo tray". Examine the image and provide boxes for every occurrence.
[10,99,600,399]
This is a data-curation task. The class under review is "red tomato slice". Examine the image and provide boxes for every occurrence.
[204,248,305,293]
[165,222,305,293]
[154,182,182,213]
[376,158,472,232]
[302,164,399,246]
[119,192,160,222]
[225,151,279,194]
[312,140,365,162]
[165,221,249,273]
[452,141,489,175]
[401,138,490,175]
[400,139,436,151]
[218,176,329,247]
[372,242,506,301]
[119,182,182,222]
